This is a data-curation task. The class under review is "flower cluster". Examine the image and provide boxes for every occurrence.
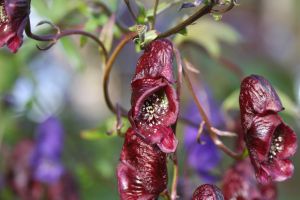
[0,0,30,52]
[117,39,179,199]
[239,75,297,184]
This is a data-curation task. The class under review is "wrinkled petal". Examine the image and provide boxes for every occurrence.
[132,39,174,83]
[117,128,167,200]
[240,75,283,130]
[239,75,297,184]
[192,184,224,200]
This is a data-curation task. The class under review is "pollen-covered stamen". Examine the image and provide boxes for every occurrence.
[139,91,169,127]
[0,2,8,23]
[268,135,283,161]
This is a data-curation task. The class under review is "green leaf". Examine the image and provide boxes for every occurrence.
[80,130,113,140]
[174,19,241,58]
[81,117,130,140]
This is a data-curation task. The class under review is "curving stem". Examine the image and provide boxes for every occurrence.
[102,32,137,115]
[182,62,243,160]
[25,20,109,62]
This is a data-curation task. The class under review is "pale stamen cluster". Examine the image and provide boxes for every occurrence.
[0,2,8,23]
[268,135,283,160]
[140,93,168,127]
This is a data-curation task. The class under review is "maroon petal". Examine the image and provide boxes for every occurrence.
[192,184,224,200]
[222,159,277,200]
[154,126,178,153]
[0,0,30,52]
[117,128,167,200]
[261,159,294,182]
[239,75,283,130]
[239,75,298,184]
[275,122,297,159]
[130,78,178,152]
[132,39,174,83]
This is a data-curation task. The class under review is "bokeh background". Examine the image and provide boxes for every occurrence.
[0,0,299,199]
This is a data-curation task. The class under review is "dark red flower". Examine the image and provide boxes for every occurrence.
[0,0,30,53]
[129,39,179,153]
[239,75,297,184]
[47,173,79,200]
[117,128,167,200]
[5,140,43,200]
[192,184,224,200]
[222,158,277,200]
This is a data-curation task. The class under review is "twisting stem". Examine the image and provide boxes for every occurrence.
[25,20,109,62]
[123,0,137,22]
[183,66,243,160]
[103,32,137,114]
[150,0,160,30]
[157,4,212,39]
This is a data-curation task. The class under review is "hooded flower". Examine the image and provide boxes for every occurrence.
[0,0,30,53]
[184,82,223,183]
[129,39,179,153]
[31,117,64,184]
[239,75,297,184]
[222,158,277,200]
[192,184,224,200]
[117,128,168,200]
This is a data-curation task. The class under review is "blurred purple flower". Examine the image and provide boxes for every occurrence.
[31,117,64,184]
[180,0,204,10]
[184,84,224,183]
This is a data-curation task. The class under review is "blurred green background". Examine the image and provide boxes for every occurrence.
[0,0,300,199]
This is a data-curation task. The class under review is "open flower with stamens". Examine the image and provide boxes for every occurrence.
[129,39,179,153]
[239,75,297,184]
[222,158,277,200]
[0,0,30,52]
[192,184,224,200]
[117,128,167,200]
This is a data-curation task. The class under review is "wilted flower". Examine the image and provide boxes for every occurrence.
[184,83,223,183]
[222,158,277,200]
[129,39,179,153]
[0,0,30,52]
[117,128,167,200]
[192,184,224,200]
[31,117,64,184]
[239,75,297,184]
